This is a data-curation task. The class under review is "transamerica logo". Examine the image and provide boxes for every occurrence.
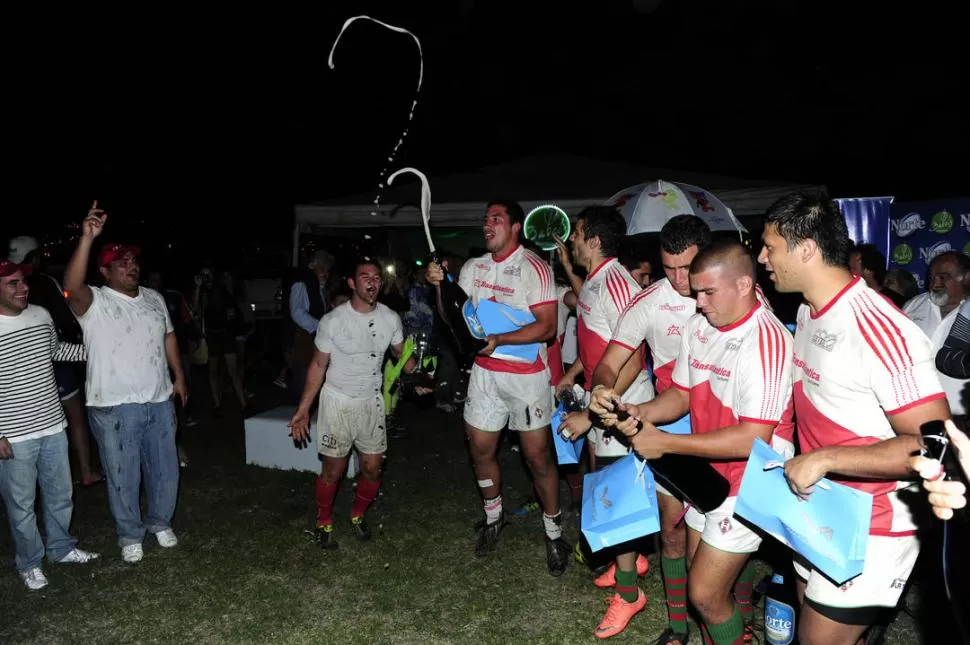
[690,358,731,378]
[473,279,515,295]
[793,355,821,382]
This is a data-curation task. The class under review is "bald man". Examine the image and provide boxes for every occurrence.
[600,239,794,645]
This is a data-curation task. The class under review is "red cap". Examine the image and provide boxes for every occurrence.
[97,244,140,267]
[0,260,31,278]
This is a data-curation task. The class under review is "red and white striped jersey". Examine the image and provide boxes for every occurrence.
[611,278,695,394]
[789,277,946,535]
[458,244,556,375]
[576,258,641,387]
[671,302,793,495]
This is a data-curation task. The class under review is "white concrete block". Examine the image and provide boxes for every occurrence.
[244,405,321,473]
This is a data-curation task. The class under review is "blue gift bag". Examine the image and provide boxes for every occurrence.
[736,438,873,585]
[550,400,585,465]
[462,299,541,363]
[581,452,661,552]
[658,413,692,435]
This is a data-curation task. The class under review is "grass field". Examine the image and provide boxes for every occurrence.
[0,393,936,644]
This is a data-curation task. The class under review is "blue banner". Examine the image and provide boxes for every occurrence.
[887,198,970,290]
[836,197,893,261]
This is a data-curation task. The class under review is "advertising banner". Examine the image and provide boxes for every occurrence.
[887,198,970,289]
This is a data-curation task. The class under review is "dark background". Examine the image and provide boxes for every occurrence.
[7,1,966,273]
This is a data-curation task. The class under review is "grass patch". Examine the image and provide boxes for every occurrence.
[0,395,930,644]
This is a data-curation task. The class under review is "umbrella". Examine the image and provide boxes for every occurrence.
[606,180,748,236]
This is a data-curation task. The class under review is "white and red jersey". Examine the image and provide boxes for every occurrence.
[671,302,793,495]
[611,278,696,394]
[791,278,946,536]
[547,284,573,385]
[458,244,556,375]
[576,258,641,387]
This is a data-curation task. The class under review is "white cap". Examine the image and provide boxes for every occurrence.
[7,236,38,264]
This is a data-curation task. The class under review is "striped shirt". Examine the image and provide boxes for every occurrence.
[0,305,86,442]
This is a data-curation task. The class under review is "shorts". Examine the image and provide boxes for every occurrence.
[684,496,762,554]
[54,363,79,401]
[463,364,553,432]
[316,385,387,458]
[794,534,919,613]
[587,370,656,459]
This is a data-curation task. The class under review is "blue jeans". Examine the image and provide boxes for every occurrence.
[88,401,179,547]
[0,431,77,572]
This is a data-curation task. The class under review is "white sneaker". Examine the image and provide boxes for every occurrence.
[154,529,178,548]
[121,544,143,563]
[20,567,49,591]
[56,548,100,564]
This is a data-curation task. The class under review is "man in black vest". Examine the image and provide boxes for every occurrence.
[288,250,333,396]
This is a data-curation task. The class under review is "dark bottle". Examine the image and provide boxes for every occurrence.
[764,573,798,645]
[430,251,487,365]
[601,405,730,513]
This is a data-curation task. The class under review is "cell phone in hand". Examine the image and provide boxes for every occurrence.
[920,420,968,487]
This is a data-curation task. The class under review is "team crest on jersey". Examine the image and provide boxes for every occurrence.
[718,517,732,534]
[502,264,521,278]
[725,338,744,351]
[667,325,682,336]
[694,329,709,344]
[810,329,838,352]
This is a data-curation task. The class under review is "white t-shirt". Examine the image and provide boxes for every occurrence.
[671,302,794,495]
[793,278,945,535]
[315,301,404,399]
[612,278,696,394]
[76,286,174,407]
[903,291,967,415]
[457,244,556,375]
[576,258,641,387]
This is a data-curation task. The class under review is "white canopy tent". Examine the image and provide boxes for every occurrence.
[292,154,822,265]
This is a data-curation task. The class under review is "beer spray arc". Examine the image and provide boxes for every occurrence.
[328,18,483,363]
[387,167,487,363]
[328,15,424,217]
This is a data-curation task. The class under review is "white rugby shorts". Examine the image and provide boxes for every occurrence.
[464,364,553,432]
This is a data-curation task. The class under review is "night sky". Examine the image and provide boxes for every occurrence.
[8,2,966,263]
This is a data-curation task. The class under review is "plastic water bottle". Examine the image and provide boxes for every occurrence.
[764,573,798,645]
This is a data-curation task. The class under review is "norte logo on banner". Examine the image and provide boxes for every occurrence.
[888,200,970,291]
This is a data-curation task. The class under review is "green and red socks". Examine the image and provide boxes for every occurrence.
[614,568,639,603]
[662,555,689,634]
[706,608,745,645]
[734,561,757,623]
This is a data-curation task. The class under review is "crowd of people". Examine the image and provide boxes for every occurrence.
[1,192,967,645]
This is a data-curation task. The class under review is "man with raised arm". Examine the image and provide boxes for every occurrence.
[64,202,187,564]
[586,214,710,645]
[553,206,648,639]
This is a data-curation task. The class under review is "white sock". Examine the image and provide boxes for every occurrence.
[484,495,503,524]
[543,511,563,540]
